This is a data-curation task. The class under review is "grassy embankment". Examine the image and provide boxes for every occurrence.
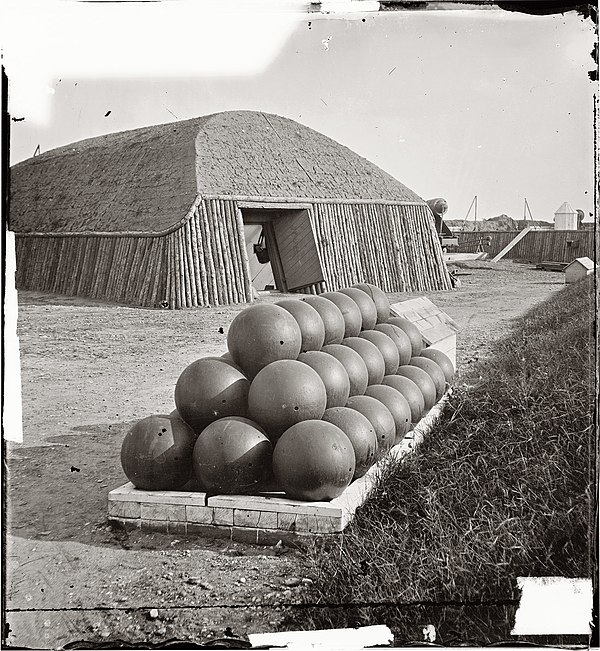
[285,276,596,645]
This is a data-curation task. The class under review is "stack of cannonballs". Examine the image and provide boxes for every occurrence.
[120,284,454,502]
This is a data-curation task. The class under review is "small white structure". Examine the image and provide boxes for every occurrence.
[554,201,578,230]
[565,257,595,284]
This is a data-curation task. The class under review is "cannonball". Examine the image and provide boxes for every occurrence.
[247,360,327,441]
[359,330,400,376]
[227,304,302,379]
[320,292,362,338]
[211,354,244,372]
[341,337,385,386]
[321,344,369,397]
[352,283,391,323]
[382,374,425,423]
[396,365,437,410]
[322,407,378,479]
[409,357,447,400]
[301,295,345,345]
[419,348,455,383]
[337,287,378,330]
[276,299,325,353]
[345,395,395,457]
[193,417,272,494]
[175,357,250,434]
[374,323,412,366]
[364,384,411,444]
[298,351,351,409]
[387,317,424,356]
[121,414,195,490]
[273,420,355,501]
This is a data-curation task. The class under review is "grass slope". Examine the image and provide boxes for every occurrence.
[285,277,596,645]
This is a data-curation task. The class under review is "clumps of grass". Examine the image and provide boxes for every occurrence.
[285,277,595,644]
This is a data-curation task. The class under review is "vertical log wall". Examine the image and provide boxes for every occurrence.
[15,232,170,307]
[163,199,252,308]
[14,196,451,308]
[309,201,451,293]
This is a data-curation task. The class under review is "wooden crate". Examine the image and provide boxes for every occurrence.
[390,296,458,369]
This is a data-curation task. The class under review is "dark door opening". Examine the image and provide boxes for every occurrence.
[241,207,324,294]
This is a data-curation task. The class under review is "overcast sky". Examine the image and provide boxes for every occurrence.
[4,1,596,223]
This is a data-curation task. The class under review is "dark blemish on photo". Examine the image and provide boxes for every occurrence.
[497,1,597,19]
[589,41,598,81]
[12,116,25,122]
[218,326,224,334]
[104,110,111,117]
[70,466,80,472]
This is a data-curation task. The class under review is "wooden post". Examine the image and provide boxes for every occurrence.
[213,200,234,305]
[165,234,174,308]
[233,204,253,303]
[198,201,219,305]
[189,211,207,306]
[223,200,245,303]
[208,199,228,305]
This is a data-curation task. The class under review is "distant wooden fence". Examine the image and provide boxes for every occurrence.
[14,196,451,308]
[457,229,595,263]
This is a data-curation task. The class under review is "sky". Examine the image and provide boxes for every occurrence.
[3,1,597,223]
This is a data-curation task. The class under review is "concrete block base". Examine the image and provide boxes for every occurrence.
[108,394,449,544]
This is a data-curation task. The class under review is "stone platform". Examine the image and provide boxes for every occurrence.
[108,394,449,544]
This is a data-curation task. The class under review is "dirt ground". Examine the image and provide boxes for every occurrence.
[4,260,567,649]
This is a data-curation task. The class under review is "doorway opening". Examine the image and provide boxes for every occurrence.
[241,207,325,295]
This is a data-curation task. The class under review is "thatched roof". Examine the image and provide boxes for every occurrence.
[10,111,424,234]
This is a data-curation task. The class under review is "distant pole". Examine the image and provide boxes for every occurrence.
[524,198,534,227]
[461,195,477,232]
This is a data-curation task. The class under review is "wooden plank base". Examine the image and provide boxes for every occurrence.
[107,393,450,544]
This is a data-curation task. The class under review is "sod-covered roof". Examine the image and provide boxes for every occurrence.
[10,111,424,234]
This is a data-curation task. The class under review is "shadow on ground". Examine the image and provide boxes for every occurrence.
[6,424,209,551]
[6,423,285,556]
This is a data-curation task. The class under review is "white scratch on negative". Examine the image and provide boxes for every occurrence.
[3,230,24,443]
[511,576,593,636]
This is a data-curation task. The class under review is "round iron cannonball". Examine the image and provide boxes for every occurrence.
[273,420,355,501]
[276,299,326,353]
[227,304,302,379]
[321,344,369,397]
[301,295,345,345]
[352,283,390,323]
